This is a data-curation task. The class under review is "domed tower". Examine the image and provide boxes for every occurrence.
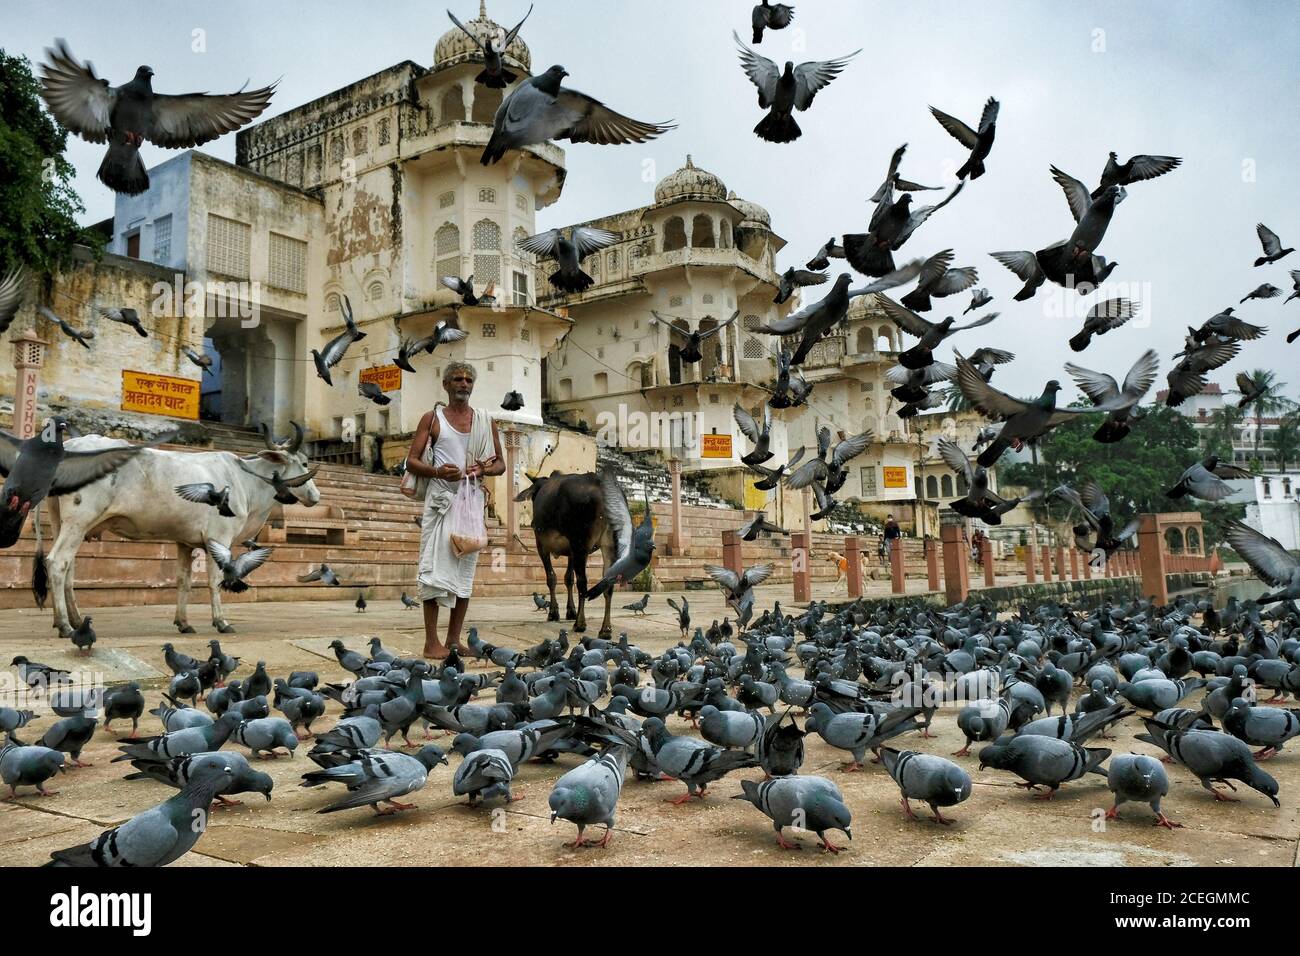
[431,1,532,126]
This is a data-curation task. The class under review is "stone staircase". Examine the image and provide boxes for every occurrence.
[0,424,903,614]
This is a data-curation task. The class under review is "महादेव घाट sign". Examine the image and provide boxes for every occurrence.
[121,370,200,420]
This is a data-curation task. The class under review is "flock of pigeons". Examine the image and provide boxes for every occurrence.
[4,587,1298,864]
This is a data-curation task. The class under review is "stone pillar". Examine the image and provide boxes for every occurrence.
[11,330,48,440]
[941,525,968,604]
[890,537,905,594]
[1055,544,1066,582]
[667,458,685,555]
[926,537,941,592]
[503,429,523,552]
[1069,548,1079,580]
[1083,550,1092,579]
[1041,544,1052,583]
[722,529,742,577]
[792,531,811,603]
[982,538,995,587]
[844,535,863,599]
[1138,515,1167,605]
[1025,540,1037,583]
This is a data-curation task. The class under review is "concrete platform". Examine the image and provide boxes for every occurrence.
[1,586,1296,868]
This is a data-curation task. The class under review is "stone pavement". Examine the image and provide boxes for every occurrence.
[0,584,1296,868]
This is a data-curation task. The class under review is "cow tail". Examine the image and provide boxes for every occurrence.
[31,502,49,610]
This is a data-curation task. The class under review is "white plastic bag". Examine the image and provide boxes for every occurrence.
[447,477,488,558]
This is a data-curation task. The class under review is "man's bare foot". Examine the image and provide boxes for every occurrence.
[423,645,451,660]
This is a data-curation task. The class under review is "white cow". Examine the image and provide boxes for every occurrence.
[45,427,321,637]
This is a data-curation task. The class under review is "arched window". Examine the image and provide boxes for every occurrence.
[697,316,723,379]
[668,318,691,385]
[472,87,502,124]
[941,475,954,497]
[1164,527,1185,554]
[366,280,384,301]
[691,214,715,248]
[440,85,465,124]
[472,219,502,288]
[435,223,461,284]
[856,327,872,353]
[719,225,730,249]
[306,145,322,184]
[329,135,344,163]
[662,217,687,252]
[926,475,939,498]
[593,372,608,395]
[478,187,497,204]
[558,378,573,400]
[352,126,368,155]
[326,292,341,313]
[878,326,894,352]
[1185,527,1202,554]
[472,219,501,250]
[956,473,969,495]
[377,117,391,146]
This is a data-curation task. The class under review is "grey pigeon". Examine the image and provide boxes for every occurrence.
[774,266,827,305]
[751,0,795,43]
[183,347,213,375]
[880,747,972,824]
[1222,697,1300,759]
[586,470,656,599]
[698,705,764,751]
[805,237,844,271]
[978,735,1110,798]
[1240,283,1281,304]
[519,226,619,294]
[878,295,999,370]
[1093,152,1181,197]
[1105,753,1180,829]
[311,294,366,386]
[548,745,631,848]
[481,65,673,165]
[39,40,274,195]
[1165,333,1239,407]
[452,747,517,805]
[97,305,148,336]
[1068,297,1139,352]
[1116,677,1205,712]
[1138,718,1279,806]
[1224,519,1300,604]
[39,715,98,768]
[45,756,235,865]
[206,541,272,593]
[1,741,66,797]
[806,701,922,770]
[113,711,241,763]
[733,32,858,143]
[1,706,37,744]
[844,179,966,276]
[444,4,532,88]
[642,716,758,803]
[0,267,25,336]
[39,305,95,348]
[301,745,447,814]
[1166,455,1252,502]
[930,96,998,180]
[1193,309,1266,345]
[1253,223,1293,267]
[359,381,391,406]
[124,751,273,807]
[732,775,852,853]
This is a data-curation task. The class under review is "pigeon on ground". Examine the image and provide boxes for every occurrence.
[1105,753,1180,828]
[39,716,98,768]
[97,306,148,336]
[1064,347,1160,442]
[733,32,859,143]
[641,716,757,804]
[113,711,241,763]
[481,65,673,164]
[311,295,366,386]
[1254,223,1293,267]
[806,702,923,770]
[39,40,274,195]
[102,683,145,737]
[355,590,368,613]
[1,417,163,548]
[665,596,690,637]
[751,0,795,43]
[445,4,532,88]
[452,747,517,805]
[1,741,65,798]
[548,745,631,848]
[1068,297,1139,352]
[649,310,737,363]
[1116,677,1206,712]
[978,735,1110,799]
[878,295,999,370]
[732,775,852,852]
[124,751,272,807]
[1222,697,1300,759]
[698,705,764,751]
[301,745,447,814]
[930,96,999,180]
[501,390,524,411]
[233,717,298,759]
[586,470,656,599]
[1224,519,1300,605]
[1093,152,1181,197]
[401,592,420,609]
[1165,455,1252,501]
[0,708,36,745]
[1138,718,1280,806]
[174,482,235,517]
[68,616,96,655]
[46,756,236,866]
[518,226,619,294]
[205,541,272,593]
[879,747,972,824]
[774,267,827,305]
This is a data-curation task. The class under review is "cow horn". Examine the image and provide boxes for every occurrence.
[286,421,306,453]
[259,423,280,450]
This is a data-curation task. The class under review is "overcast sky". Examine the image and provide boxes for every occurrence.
[5,0,1299,401]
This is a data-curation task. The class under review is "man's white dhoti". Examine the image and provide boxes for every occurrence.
[414,406,496,609]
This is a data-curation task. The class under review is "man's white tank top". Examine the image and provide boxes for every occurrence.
[432,405,470,491]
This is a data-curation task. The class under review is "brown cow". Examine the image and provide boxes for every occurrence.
[514,471,617,637]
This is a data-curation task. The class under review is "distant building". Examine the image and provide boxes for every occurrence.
[1221,471,1300,551]
[1158,382,1292,469]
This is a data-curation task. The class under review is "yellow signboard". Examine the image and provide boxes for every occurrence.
[360,364,402,392]
[701,433,733,459]
[882,466,908,489]
[122,370,200,420]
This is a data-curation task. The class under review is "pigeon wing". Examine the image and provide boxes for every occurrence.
[936,438,975,484]
[146,85,277,149]
[1124,154,1181,182]
[174,482,217,504]
[599,469,634,561]
[550,88,673,146]
[878,296,936,338]
[791,51,859,110]
[38,41,115,143]
[1050,166,1092,223]
[516,229,563,257]
[49,445,145,495]
[990,250,1042,283]
[572,226,620,257]
[0,430,20,478]
[950,310,999,332]
[930,266,979,297]
[1256,223,1283,257]
[703,565,742,594]
[831,431,873,468]
[1063,362,1120,406]
[231,547,273,579]
[929,106,978,149]
[1119,349,1160,401]
[733,31,780,102]
[1225,520,1298,588]
[953,353,1031,419]
[733,404,761,444]
[1088,297,1138,331]
[741,563,775,588]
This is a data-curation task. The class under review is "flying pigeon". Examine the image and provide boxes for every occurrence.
[737,512,786,541]
[414,319,470,359]
[444,3,533,88]
[989,244,1118,301]
[941,438,1040,526]
[1165,334,1239,407]
[752,274,876,364]
[96,306,148,337]
[843,179,965,276]
[649,310,737,363]
[773,266,827,305]
[235,460,319,505]
[805,237,844,271]
[964,288,993,314]
[751,0,795,43]
[929,96,999,180]
[38,306,94,349]
[441,274,485,305]
[586,469,656,599]
[733,32,859,143]
[0,267,25,337]
[174,482,235,517]
[869,142,940,204]
[785,426,872,495]
[481,64,673,165]
[518,226,619,294]
[878,295,999,370]
[39,40,275,195]
[1092,152,1181,197]
[1224,519,1300,605]
[312,295,366,386]
[1241,283,1282,304]
[298,563,341,586]
[1,418,165,548]
[1254,223,1293,267]
[1165,455,1252,502]
[1053,480,1139,561]
[733,403,773,466]
[1064,347,1160,442]
[183,347,213,376]
[205,541,273,593]
[359,381,391,406]
[1068,297,1139,352]
[501,390,524,411]
[1045,167,1126,267]
[702,562,773,629]
[899,255,978,313]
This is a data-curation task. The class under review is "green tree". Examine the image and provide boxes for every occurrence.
[1237,368,1292,466]
[998,404,1243,546]
[1201,404,1243,462]
[943,384,972,413]
[1272,410,1300,473]
[0,49,102,277]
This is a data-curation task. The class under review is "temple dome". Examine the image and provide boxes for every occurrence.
[434,1,531,74]
[728,192,770,229]
[654,155,728,204]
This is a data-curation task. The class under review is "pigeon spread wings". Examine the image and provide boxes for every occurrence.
[599,470,635,561]
[1225,520,1298,587]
